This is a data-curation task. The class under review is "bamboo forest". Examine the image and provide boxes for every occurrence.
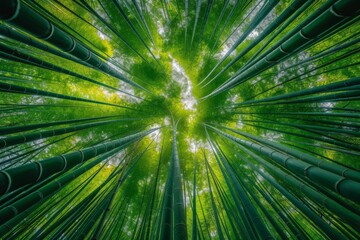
[0,0,360,239]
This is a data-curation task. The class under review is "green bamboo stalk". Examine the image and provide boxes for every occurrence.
[251,179,305,239]
[241,178,288,240]
[0,128,158,195]
[238,120,360,154]
[132,0,154,43]
[204,0,313,85]
[111,0,158,63]
[208,135,273,239]
[198,0,214,43]
[244,50,360,101]
[172,124,188,240]
[35,156,129,239]
[204,156,225,240]
[210,0,250,53]
[0,42,141,99]
[234,111,360,118]
[241,118,360,137]
[204,0,360,98]
[91,139,153,239]
[49,174,118,239]
[240,154,346,239]
[0,150,115,237]
[144,142,163,240]
[218,125,360,182]
[208,0,230,41]
[237,77,360,106]
[0,118,139,149]
[213,0,262,55]
[0,0,150,92]
[0,25,91,68]
[233,142,360,228]
[190,0,202,48]
[206,162,234,239]
[191,157,197,240]
[1,133,76,168]
[0,147,124,227]
[200,0,280,86]
[0,115,122,135]
[260,90,360,105]
[0,81,132,109]
[75,0,149,63]
[101,197,127,239]
[158,149,174,240]
[240,0,338,76]
[208,125,360,204]
[184,0,189,47]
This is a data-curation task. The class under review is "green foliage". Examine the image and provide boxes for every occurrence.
[0,0,359,239]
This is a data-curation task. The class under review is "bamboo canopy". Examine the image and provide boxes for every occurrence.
[0,0,359,239]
